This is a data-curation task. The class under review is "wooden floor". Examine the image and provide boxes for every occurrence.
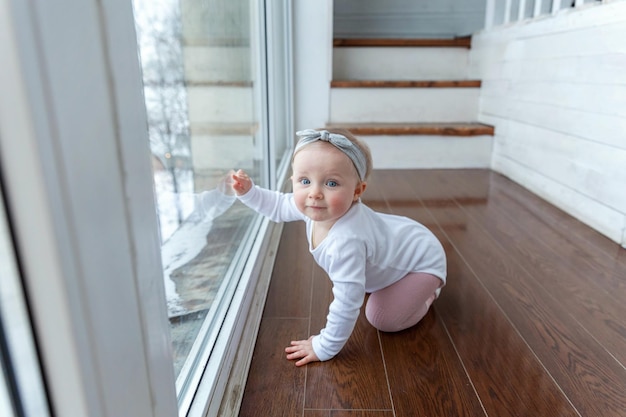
[238,169,626,417]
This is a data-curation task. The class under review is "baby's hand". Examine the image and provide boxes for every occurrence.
[231,169,253,196]
[285,336,320,367]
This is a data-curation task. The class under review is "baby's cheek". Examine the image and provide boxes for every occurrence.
[293,193,307,211]
[328,193,352,211]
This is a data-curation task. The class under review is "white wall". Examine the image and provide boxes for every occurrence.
[293,0,333,131]
[470,1,626,246]
[334,0,486,39]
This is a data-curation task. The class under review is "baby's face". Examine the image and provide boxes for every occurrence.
[291,142,364,227]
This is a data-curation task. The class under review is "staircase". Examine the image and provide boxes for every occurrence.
[327,37,494,169]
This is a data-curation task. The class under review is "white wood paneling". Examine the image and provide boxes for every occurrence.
[330,88,480,123]
[497,121,626,211]
[500,54,626,85]
[496,100,626,150]
[333,47,470,80]
[472,0,626,246]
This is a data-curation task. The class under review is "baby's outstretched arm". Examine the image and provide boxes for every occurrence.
[231,169,253,196]
[285,336,320,367]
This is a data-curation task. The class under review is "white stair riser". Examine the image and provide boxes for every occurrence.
[191,134,256,170]
[330,88,480,123]
[187,86,254,124]
[333,47,469,80]
[361,135,493,169]
[184,46,251,83]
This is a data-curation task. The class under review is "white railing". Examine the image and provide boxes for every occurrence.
[484,0,608,29]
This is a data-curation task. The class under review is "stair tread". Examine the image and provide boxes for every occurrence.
[333,37,472,48]
[331,80,481,88]
[326,122,494,137]
[190,122,258,135]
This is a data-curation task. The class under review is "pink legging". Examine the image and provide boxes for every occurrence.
[365,272,441,332]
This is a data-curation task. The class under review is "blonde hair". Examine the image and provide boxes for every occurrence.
[292,127,373,181]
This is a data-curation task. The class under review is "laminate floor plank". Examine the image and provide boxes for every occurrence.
[458,185,626,367]
[305,312,391,411]
[480,184,626,298]
[395,171,626,416]
[373,170,457,232]
[304,411,393,417]
[309,266,335,337]
[360,173,392,213]
[423,202,626,416]
[490,173,626,276]
[263,221,314,318]
[437,251,579,417]
[449,169,626,283]
[304,411,330,417]
[238,317,309,417]
[379,311,487,417]
[423,170,626,369]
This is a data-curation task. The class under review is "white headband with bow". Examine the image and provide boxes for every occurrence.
[294,129,367,181]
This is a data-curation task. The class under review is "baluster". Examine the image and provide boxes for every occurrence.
[518,0,527,20]
[504,0,512,23]
[534,0,543,17]
[485,0,496,29]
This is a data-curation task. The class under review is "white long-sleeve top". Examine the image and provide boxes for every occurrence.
[238,185,447,361]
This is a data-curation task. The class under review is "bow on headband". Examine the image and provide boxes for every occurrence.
[294,129,367,181]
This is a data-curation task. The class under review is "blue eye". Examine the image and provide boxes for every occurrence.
[300,178,310,185]
[326,180,338,187]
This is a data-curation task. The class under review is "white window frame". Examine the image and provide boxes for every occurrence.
[0,0,293,416]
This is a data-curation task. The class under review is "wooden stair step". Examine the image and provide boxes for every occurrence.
[190,122,258,136]
[186,80,252,87]
[331,80,481,88]
[326,123,494,137]
[333,37,472,48]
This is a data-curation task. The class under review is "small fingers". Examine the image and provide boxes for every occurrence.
[295,356,313,367]
[231,169,253,195]
[285,339,319,367]
[233,169,248,179]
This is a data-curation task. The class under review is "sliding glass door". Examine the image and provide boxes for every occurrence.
[131,0,292,412]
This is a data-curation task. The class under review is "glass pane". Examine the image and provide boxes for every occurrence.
[522,0,535,19]
[0,183,50,417]
[510,0,520,22]
[493,1,507,26]
[541,0,554,14]
[132,0,260,384]
[0,364,14,417]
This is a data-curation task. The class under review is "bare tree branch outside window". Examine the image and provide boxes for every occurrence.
[133,0,193,242]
